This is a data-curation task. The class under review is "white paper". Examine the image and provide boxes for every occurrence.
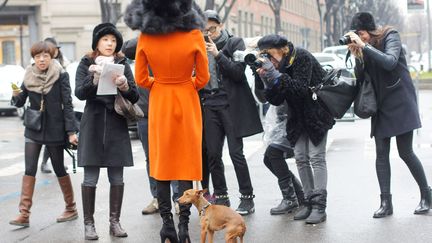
[96,63,125,95]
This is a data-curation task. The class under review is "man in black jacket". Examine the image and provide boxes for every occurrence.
[202,10,263,215]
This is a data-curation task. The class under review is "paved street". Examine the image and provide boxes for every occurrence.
[1,91,432,243]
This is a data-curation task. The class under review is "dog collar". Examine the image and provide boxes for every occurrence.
[200,203,211,216]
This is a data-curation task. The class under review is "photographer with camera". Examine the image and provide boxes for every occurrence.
[254,34,334,224]
[202,10,262,215]
[345,12,431,218]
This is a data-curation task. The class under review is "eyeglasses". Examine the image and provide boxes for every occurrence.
[203,26,217,35]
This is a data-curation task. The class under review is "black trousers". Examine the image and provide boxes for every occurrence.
[203,106,253,196]
[375,131,429,194]
[263,145,293,190]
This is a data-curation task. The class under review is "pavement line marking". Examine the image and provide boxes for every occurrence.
[0,179,51,202]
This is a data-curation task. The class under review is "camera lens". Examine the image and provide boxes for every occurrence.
[338,35,351,45]
[254,60,263,68]
[244,53,257,66]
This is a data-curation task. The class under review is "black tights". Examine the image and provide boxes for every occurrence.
[25,142,67,177]
[375,131,429,194]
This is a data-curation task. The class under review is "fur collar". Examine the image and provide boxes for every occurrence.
[124,0,205,34]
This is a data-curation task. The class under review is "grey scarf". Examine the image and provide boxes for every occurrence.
[203,29,230,91]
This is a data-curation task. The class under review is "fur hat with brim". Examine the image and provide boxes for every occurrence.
[92,23,123,53]
[258,35,289,50]
[350,12,376,31]
[124,0,205,34]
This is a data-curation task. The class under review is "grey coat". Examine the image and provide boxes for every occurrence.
[75,55,139,167]
[355,29,421,138]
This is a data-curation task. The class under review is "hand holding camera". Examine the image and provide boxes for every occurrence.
[257,57,282,87]
[115,75,129,92]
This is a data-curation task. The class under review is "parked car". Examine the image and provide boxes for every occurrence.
[0,64,25,116]
[312,52,355,79]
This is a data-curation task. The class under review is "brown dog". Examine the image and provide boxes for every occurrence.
[178,189,246,243]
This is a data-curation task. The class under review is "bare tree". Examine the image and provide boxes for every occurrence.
[0,0,9,11]
[268,0,282,34]
[204,0,237,24]
[99,0,122,24]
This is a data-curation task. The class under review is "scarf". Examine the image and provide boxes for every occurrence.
[23,61,61,94]
[213,29,230,50]
[95,55,115,66]
[203,30,231,91]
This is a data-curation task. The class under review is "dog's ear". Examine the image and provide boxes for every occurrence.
[197,189,208,195]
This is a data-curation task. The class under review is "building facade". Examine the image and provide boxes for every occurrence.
[0,0,321,67]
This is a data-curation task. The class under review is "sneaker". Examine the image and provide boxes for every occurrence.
[174,201,180,215]
[203,192,215,204]
[142,198,159,215]
[236,194,255,215]
[214,194,231,207]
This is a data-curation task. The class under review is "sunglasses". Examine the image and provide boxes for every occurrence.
[203,26,217,35]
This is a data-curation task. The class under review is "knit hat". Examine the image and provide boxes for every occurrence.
[350,12,376,31]
[257,35,288,50]
[91,23,123,53]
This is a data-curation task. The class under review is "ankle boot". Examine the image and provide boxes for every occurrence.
[82,185,98,240]
[178,204,191,243]
[306,190,327,224]
[414,186,432,214]
[9,175,36,227]
[271,179,299,215]
[57,175,78,222]
[373,193,393,218]
[161,214,178,243]
[109,184,127,237]
[294,192,312,220]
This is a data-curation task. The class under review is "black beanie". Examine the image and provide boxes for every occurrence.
[92,23,123,53]
[257,34,288,50]
[350,12,376,31]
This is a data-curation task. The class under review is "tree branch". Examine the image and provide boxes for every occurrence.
[0,0,9,11]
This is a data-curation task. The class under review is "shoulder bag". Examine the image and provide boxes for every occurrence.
[23,93,44,131]
[114,91,144,122]
[353,71,377,118]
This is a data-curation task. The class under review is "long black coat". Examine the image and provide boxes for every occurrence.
[356,30,421,138]
[12,72,77,145]
[215,37,263,138]
[75,55,139,167]
[262,48,335,146]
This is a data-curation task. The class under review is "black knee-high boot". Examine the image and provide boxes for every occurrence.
[178,181,192,243]
[157,180,178,243]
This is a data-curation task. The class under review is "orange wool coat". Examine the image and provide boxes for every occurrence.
[135,29,209,181]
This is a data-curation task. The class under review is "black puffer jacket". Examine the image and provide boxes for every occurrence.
[75,55,139,167]
[262,48,335,146]
[12,72,77,145]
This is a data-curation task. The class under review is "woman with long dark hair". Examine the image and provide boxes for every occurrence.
[125,0,209,242]
[346,12,431,218]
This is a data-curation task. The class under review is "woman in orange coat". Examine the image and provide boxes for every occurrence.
[125,1,209,242]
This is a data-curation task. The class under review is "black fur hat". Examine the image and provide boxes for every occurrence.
[124,0,205,34]
[350,12,376,31]
[258,35,289,50]
[92,23,123,53]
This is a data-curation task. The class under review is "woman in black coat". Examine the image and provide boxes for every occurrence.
[347,12,431,218]
[256,35,334,224]
[75,23,139,240]
[10,41,79,227]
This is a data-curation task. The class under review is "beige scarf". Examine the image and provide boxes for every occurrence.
[23,61,62,94]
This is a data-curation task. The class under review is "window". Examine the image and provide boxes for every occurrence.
[238,10,242,37]
[2,41,16,65]
[250,13,254,37]
[59,42,76,62]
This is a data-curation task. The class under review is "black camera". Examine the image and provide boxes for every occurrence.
[339,30,357,45]
[244,53,264,69]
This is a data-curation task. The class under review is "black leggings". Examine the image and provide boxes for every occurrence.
[263,145,293,190]
[25,142,67,177]
[375,131,429,194]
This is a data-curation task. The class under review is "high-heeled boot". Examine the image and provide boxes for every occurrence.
[161,213,178,243]
[414,186,432,214]
[373,193,393,218]
[178,203,191,243]
[9,175,35,227]
[57,175,78,222]
[157,180,178,243]
[109,184,127,237]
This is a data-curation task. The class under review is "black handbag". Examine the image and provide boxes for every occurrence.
[310,68,357,119]
[354,72,377,118]
[114,92,144,122]
[23,93,44,131]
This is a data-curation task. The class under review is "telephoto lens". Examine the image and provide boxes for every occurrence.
[339,35,351,45]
